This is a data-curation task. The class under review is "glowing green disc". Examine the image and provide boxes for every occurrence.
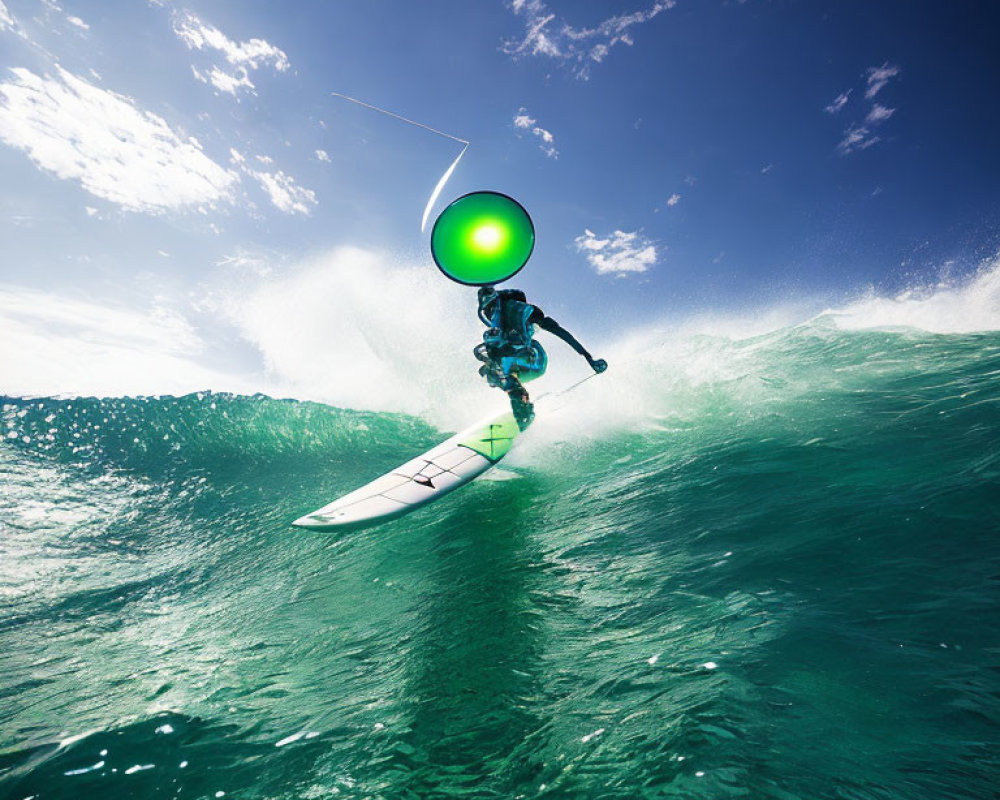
[430,191,535,286]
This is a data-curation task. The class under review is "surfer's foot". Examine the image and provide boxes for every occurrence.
[509,390,535,431]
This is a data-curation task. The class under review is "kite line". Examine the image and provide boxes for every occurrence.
[330,92,470,232]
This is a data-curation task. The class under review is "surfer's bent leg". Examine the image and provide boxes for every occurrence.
[499,354,540,431]
[503,374,534,431]
[476,346,541,430]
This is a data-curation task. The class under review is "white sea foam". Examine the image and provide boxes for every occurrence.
[822,256,1000,334]
[3,249,998,427]
[201,245,494,426]
[0,286,256,399]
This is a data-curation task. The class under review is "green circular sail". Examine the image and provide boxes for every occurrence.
[430,191,535,286]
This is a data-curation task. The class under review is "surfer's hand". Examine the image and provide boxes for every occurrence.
[589,357,608,374]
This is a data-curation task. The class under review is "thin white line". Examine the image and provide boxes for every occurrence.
[330,93,469,145]
[330,92,470,231]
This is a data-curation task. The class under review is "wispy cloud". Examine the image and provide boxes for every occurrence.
[0,66,237,213]
[192,64,253,96]
[513,108,558,158]
[215,249,277,277]
[6,0,92,42]
[824,90,851,114]
[866,103,895,124]
[666,193,681,206]
[172,12,289,97]
[830,62,900,155]
[837,123,880,155]
[575,229,658,276]
[865,62,900,99]
[250,170,316,215]
[504,0,673,78]
[229,149,316,215]
[0,0,27,39]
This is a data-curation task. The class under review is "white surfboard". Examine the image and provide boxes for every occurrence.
[291,408,521,531]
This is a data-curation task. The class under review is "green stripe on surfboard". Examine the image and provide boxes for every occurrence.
[459,412,520,461]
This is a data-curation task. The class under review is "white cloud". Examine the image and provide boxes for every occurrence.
[173,12,289,97]
[831,63,900,155]
[192,64,254,96]
[1,1,15,29]
[824,90,850,114]
[315,149,330,162]
[0,66,237,213]
[215,249,276,277]
[837,123,880,155]
[513,108,558,158]
[865,62,900,99]
[173,13,290,70]
[504,0,673,78]
[228,148,315,214]
[866,103,895,124]
[575,228,657,275]
[4,0,87,39]
[666,193,681,206]
[508,5,562,58]
[249,169,316,215]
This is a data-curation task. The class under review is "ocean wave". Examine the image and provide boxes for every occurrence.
[2,322,998,798]
[3,250,999,428]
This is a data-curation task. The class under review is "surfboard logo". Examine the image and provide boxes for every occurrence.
[475,422,516,460]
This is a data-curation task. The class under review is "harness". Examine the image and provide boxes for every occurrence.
[478,290,537,358]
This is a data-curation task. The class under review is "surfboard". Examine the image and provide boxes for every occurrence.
[291,408,521,531]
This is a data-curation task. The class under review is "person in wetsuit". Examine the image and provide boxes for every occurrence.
[474,286,607,430]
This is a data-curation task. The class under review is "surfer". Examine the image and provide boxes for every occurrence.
[474,287,607,430]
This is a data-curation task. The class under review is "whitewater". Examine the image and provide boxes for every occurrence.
[2,257,999,799]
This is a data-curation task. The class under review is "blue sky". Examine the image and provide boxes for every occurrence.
[2,0,999,406]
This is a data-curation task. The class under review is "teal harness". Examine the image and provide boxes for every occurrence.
[478,291,548,381]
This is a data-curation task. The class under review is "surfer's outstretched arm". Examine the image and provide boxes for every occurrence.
[534,311,608,373]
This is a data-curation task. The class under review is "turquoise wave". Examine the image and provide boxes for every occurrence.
[2,322,999,799]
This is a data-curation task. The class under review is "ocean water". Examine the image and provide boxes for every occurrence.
[2,311,1000,798]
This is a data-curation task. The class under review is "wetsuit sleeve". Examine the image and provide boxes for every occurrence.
[533,309,593,360]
